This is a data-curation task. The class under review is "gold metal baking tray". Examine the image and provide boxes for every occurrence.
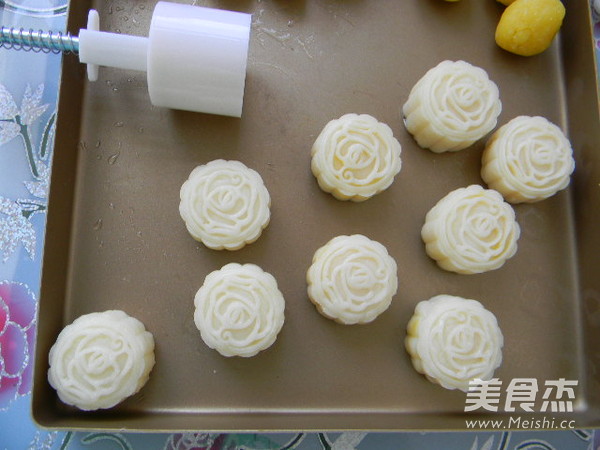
[32,0,600,431]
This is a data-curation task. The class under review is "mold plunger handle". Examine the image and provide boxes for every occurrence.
[0,1,252,117]
[78,10,148,81]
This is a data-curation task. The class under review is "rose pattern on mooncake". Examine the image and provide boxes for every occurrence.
[47,310,155,411]
[179,160,271,250]
[194,263,285,357]
[421,185,520,274]
[405,294,504,392]
[403,60,502,152]
[481,116,575,203]
[307,235,398,324]
[311,114,402,202]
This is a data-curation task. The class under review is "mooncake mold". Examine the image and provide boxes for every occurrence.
[194,263,285,357]
[481,115,575,203]
[405,294,504,392]
[179,160,271,250]
[421,185,520,274]
[307,234,398,324]
[47,310,155,411]
[403,60,502,152]
[311,113,402,202]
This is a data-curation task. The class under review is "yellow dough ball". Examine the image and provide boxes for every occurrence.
[495,0,565,56]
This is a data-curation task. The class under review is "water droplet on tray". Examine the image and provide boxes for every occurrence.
[108,152,121,165]
[93,218,103,230]
[114,121,124,127]
[95,139,101,148]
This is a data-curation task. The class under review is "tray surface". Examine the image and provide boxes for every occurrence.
[32,0,600,431]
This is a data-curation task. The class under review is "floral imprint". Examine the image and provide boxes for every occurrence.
[307,234,398,324]
[47,310,155,410]
[481,115,575,203]
[405,294,504,392]
[194,263,285,357]
[421,185,520,274]
[179,160,271,250]
[311,114,402,202]
[403,60,501,152]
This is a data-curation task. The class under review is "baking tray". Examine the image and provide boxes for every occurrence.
[32,0,600,431]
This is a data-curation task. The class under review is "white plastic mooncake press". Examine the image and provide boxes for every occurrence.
[0,2,252,117]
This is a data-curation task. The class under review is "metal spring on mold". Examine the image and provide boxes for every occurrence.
[0,26,79,54]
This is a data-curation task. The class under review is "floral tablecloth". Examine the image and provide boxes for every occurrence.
[1,1,599,449]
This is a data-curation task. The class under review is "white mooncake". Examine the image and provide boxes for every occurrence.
[307,234,398,324]
[405,294,504,392]
[311,114,402,202]
[47,310,155,411]
[194,263,285,357]
[403,60,502,152]
[421,185,520,274]
[481,115,575,203]
[179,160,271,250]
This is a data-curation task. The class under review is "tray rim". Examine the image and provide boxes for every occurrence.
[31,0,600,432]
